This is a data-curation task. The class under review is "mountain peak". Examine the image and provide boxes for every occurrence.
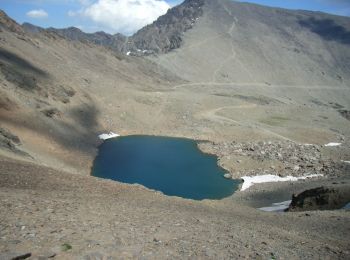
[0,10,23,34]
[128,0,205,54]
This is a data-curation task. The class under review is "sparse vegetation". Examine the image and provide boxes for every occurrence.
[61,243,72,252]
[260,116,289,126]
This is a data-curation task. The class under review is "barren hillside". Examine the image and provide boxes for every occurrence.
[152,0,350,85]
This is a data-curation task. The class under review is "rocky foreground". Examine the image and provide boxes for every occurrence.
[0,155,349,259]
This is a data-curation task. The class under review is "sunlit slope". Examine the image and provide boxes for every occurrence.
[152,0,350,86]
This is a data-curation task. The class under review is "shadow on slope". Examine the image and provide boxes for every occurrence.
[299,17,350,45]
[0,48,48,90]
[1,103,100,156]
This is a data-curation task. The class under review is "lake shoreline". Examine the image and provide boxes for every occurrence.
[92,135,240,200]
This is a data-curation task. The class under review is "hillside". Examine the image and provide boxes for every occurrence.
[0,10,183,174]
[0,0,349,184]
[21,0,350,84]
[151,0,350,85]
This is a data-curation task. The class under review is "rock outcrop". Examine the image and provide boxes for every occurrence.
[0,10,23,34]
[129,0,204,54]
[286,185,350,211]
[0,127,28,156]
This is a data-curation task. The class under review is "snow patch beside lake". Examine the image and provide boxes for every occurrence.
[98,132,120,140]
[324,142,341,147]
[241,174,323,191]
[259,200,292,212]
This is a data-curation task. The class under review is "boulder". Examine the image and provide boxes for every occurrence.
[286,185,350,212]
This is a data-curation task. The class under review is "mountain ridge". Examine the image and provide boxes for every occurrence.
[19,0,205,55]
[149,0,350,85]
[3,0,350,58]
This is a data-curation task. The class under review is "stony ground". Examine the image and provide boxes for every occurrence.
[199,140,350,179]
[1,156,350,259]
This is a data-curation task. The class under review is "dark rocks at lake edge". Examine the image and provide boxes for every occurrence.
[198,140,350,179]
[286,185,350,211]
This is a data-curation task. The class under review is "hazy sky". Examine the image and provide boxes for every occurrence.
[239,0,350,17]
[1,0,349,35]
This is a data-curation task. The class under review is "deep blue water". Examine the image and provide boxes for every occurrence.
[92,136,240,200]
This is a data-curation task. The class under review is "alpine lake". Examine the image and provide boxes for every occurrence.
[92,136,241,200]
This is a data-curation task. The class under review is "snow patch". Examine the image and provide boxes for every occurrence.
[259,200,292,212]
[126,51,131,56]
[324,142,341,147]
[98,132,120,140]
[341,160,350,164]
[241,174,323,191]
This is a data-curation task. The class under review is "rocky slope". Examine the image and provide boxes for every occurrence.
[23,23,128,53]
[20,0,350,86]
[1,156,349,259]
[0,10,183,173]
[129,0,204,54]
[287,185,350,211]
[22,0,205,55]
[0,10,23,34]
[152,0,350,85]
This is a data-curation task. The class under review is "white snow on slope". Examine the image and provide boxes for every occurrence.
[324,142,341,147]
[98,132,120,140]
[343,203,350,210]
[241,174,323,191]
[259,200,292,212]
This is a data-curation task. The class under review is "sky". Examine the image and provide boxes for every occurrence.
[1,0,349,36]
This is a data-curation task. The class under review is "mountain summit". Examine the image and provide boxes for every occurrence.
[150,0,350,85]
[0,10,23,34]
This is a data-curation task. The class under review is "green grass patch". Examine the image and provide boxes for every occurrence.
[260,116,289,126]
[61,243,72,251]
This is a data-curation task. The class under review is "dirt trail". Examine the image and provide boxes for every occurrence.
[212,1,254,82]
[198,105,294,141]
[212,13,237,82]
[172,82,349,90]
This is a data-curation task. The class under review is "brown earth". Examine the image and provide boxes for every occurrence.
[0,156,350,259]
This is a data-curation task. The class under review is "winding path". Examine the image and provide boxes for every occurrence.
[198,105,294,141]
